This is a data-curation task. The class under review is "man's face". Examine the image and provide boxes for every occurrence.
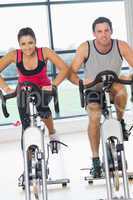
[93,22,112,46]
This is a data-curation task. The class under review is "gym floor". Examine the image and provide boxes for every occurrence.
[0,115,133,200]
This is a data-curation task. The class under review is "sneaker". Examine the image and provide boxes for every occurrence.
[49,133,61,154]
[120,119,129,141]
[90,157,102,178]
[49,140,61,154]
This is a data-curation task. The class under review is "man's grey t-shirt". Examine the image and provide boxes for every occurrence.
[84,39,123,79]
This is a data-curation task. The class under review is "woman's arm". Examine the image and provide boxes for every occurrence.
[0,50,16,92]
[42,47,69,86]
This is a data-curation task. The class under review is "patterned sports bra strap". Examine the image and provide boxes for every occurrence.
[17,49,22,63]
[38,48,43,61]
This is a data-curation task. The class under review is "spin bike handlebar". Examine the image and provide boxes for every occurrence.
[0,81,58,118]
[0,89,17,118]
[79,70,133,108]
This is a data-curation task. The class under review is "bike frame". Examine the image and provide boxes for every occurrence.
[101,76,130,199]
[23,96,48,200]
[79,71,133,200]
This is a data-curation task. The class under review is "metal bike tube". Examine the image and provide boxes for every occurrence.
[121,150,130,199]
[41,130,48,200]
[104,90,112,119]
[102,139,113,200]
[23,101,33,200]
[23,142,31,200]
[102,88,113,200]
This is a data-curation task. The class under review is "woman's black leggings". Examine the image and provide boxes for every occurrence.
[17,89,52,150]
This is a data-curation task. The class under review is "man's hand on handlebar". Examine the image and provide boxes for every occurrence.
[119,75,132,81]
[83,78,94,85]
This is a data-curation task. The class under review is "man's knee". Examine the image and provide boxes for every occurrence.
[111,83,127,96]
[87,103,102,121]
[116,89,127,104]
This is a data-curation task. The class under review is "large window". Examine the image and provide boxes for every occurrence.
[52,1,127,118]
[0,0,128,124]
[0,5,49,52]
[0,0,46,4]
[51,1,126,50]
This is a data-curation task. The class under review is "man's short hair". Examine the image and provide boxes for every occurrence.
[92,17,113,33]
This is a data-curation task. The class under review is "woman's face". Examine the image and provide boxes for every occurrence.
[19,35,36,56]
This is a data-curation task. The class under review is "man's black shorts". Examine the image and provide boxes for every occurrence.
[85,89,105,106]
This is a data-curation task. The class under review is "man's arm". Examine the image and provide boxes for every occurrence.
[118,40,133,67]
[68,42,88,85]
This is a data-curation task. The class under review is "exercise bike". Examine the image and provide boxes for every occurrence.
[79,70,133,200]
[0,82,70,200]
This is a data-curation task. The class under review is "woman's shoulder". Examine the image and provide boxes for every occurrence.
[41,47,53,60]
[41,47,50,52]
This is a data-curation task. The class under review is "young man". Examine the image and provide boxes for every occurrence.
[69,17,133,178]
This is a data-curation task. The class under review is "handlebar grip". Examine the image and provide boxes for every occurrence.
[52,85,59,113]
[0,90,17,118]
[2,97,9,118]
[0,91,9,117]
[79,79,85,108]
[131,75,133,102]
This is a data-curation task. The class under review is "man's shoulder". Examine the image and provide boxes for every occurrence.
[78,41,90,50]
[76,41,90,61]
[82,40,93,45]
[116,39,130,58]
[117,40,129,49]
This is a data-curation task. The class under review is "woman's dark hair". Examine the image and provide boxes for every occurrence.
[92,17,113,33]
[17,27,36,42]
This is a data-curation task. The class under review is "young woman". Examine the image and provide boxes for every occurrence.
[0,27,69,149]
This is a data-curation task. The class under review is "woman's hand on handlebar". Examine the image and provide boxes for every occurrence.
[41,84,57,98]
[42,85,53,91]
[42,85,57,93]
[2,86,15,94]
